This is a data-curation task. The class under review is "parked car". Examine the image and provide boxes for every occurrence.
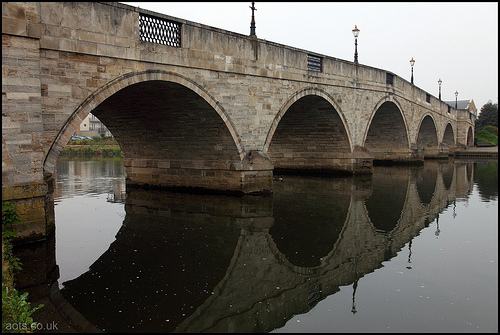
[70,135,93,141]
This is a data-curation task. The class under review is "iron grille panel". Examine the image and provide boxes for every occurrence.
[307,54,323,72]
[140,13,181,47]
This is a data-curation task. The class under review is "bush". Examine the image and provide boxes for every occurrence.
[475,125,498,146]
[2,202,44,333]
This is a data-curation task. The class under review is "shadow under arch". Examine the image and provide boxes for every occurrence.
[59,188,246,333]
[416,114,438,146]
[264,87,353,173]
[267,175,352,268]
[43,69,245,176]
[416,114,441,158]
[364,96,411,162]
[440,160,455,190]
[442,122,456,147]
[466,126,474,146]
[414,162,439,205]
[364,165,410,234]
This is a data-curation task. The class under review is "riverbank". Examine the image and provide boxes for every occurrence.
[59,145,122,159]
[30,283,98,333]
[454,146,498,158]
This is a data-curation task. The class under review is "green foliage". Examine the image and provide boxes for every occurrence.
[475,101,498,145]
[62,135,121,159]
[2,287,43,333]
[60,145,122,159]
[64,136,120,159]
[475,125,498,146]
[2,202,22,273]
[2,202,22,229]
[476,101,498,131]
[2,202,44,333]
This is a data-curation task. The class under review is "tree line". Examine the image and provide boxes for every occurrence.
[475,101,498,146]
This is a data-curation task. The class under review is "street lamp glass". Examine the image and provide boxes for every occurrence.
[438,78,442,85]
[410,57,415,67]
[455,91,458,97]
[352,25,360,38]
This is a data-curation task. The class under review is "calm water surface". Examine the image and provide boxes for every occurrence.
[53,158,498,333]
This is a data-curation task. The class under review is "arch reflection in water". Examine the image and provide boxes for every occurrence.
[59,162,474,333]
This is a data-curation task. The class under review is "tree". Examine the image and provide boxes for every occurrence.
[475,101,498,146]
[475,101,498,131]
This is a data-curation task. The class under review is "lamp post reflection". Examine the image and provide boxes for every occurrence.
[406,240,413,269]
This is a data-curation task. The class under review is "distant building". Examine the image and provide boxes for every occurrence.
[444,98,477,123]
[76,113,112,138]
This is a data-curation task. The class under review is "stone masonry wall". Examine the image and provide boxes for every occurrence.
[2,2,475,240]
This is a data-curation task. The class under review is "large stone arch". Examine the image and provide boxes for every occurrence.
[264,87,355,174]
[416,114,438,146]
[364,96,411,162]
[416,114,440,158]
[442,122,456,147]
[43,70,244,176]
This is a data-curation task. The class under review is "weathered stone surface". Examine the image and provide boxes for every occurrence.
[2,2,475,240]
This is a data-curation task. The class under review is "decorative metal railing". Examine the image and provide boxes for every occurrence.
[307,54,323,72]
[139,13,181,47]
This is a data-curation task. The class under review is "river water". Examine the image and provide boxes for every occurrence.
[52,158,498,333]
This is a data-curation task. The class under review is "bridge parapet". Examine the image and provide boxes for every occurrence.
[13,1,455,119]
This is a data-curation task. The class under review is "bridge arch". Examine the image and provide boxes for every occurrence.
[43,70,244,176]
[264,87,352,173]
[364,96,410,162]
[416,114,438,146]
[466,126,474,146]
[416,114,439,157]
[442,122,456,147]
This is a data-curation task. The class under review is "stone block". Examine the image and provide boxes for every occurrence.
[2,17,27,36]
[27,22,42,38]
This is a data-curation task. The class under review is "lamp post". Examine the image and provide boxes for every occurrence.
[455,90,458,108]
[410,57,415,84]
[438,78,442,100]
[249,2,257,36]
[352,25,360,63]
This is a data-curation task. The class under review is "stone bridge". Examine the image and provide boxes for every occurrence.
[2,2,475,241]
[52,161,474,333]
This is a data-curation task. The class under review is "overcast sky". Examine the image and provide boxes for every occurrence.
[122,2,498,114]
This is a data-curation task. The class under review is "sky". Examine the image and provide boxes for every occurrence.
[122,2,498,114]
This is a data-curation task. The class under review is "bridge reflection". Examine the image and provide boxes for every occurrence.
[29,161,475,333]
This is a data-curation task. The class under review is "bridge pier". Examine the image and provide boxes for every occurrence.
[270,146,374,176]
[1,177,56,243]
[369,145,425,165]
[124,151,274,195]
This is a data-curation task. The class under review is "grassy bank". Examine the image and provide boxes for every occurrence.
[59,145,123,159]
[60,137,123,159]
